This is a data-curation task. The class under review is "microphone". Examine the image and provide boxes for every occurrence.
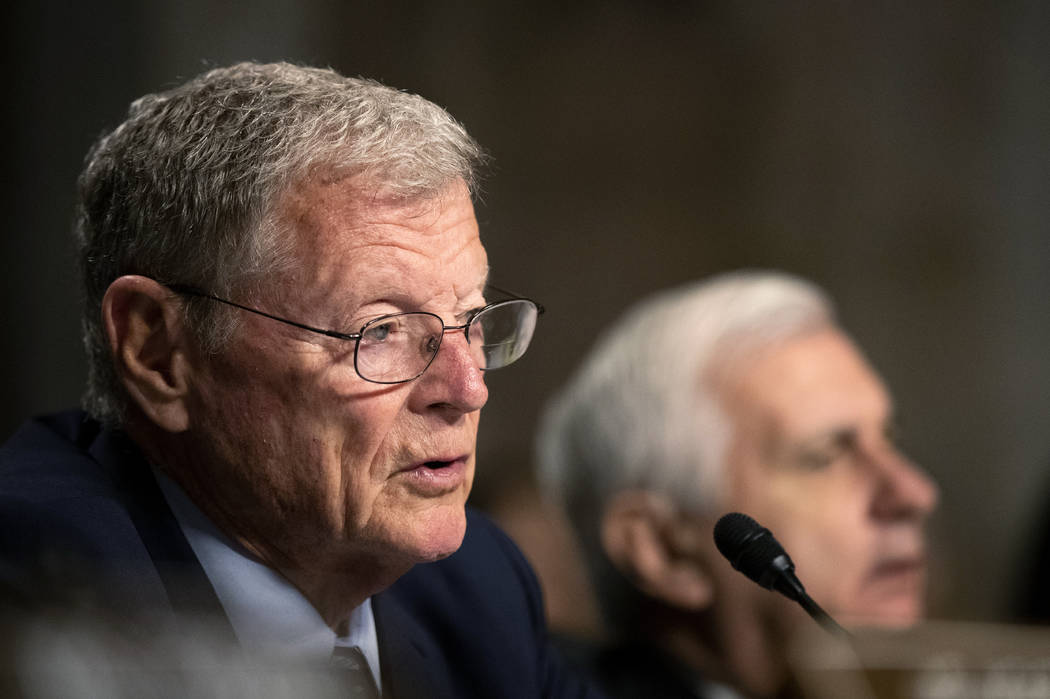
[713,512,848,637]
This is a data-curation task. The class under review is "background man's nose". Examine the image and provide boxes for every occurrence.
[871,450,940,520]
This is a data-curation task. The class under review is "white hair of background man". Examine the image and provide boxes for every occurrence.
[537,270,835,573]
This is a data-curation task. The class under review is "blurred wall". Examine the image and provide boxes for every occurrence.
[4,1,1049,626]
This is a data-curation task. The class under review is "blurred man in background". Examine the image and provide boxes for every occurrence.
[538,270,938,698]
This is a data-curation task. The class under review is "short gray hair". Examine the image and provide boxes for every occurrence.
[75,61,486,426]
[536,271,834,625]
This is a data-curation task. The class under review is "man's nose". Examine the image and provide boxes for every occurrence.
[411,330,489,415]
[870,449,939,520]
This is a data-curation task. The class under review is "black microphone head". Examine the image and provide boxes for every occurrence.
[713,512,795,591]
[714,513,846,636]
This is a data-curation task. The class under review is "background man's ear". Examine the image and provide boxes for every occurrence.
[600,490,714,611]
[102,275,192,432]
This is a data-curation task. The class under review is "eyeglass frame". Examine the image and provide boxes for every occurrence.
[162,281,544,385]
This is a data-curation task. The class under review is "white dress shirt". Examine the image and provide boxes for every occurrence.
[154,470,382,691]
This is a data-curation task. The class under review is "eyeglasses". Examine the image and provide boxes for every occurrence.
[164,283,543,384]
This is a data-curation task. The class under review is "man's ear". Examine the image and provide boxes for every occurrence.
[102,275,193,433]
[600,490,714,611]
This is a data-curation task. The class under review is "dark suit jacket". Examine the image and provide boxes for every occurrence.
[0,411,601,698]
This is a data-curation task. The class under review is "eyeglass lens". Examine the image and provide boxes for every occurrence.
[354,299,538,384]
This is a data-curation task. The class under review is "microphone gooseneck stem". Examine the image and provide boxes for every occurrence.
[796,592,850,638]
[772,567,850,638]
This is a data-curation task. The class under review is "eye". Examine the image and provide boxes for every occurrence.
[362,318,401,344]
[795,430,856,470]
[797,449,837,471]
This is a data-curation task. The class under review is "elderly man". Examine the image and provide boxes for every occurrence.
[0,62,599,698]
[538,271,938,698]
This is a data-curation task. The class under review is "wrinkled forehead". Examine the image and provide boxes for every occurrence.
[269,175,487,304]
[719,328,892,438]
[276,171,473,231]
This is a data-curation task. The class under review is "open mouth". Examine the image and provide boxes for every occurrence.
[864,556,927,598]
[875,558,921,574]
[399,457,468,495]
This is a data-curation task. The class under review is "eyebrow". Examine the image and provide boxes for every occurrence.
[450,273,492,312]
[793,412,905,456]
[791,426,858,454]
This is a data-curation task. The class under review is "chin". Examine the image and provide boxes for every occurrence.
[404,502,469,563]
[876,600,924,628]
[839,598,924,629]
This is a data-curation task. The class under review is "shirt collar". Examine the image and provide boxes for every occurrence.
[154,469,382,690]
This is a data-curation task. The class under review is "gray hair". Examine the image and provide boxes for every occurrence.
[536,271,835,626]
[75,61,486,426]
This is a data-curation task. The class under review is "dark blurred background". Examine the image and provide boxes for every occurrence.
[5,1,1049,632]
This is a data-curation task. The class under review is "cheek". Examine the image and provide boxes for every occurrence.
[731,471,874,598]
[783,516,868,590]
[779,502,877,614]
[193,349,404,494]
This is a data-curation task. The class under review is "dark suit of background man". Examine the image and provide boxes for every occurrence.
[0,61,600,699]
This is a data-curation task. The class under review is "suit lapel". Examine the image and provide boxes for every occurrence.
[372,589,457,699]
[88,428,235,642]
